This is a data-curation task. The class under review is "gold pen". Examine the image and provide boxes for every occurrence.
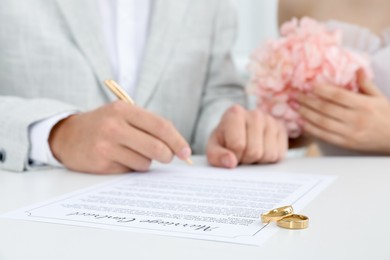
[104,79,135,105]
[103,80,193,165]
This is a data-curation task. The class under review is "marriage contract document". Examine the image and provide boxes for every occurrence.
[2,164,335,246]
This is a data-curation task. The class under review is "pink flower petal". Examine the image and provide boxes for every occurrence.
[246,17,373,138]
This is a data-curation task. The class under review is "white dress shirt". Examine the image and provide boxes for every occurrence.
[29,0,151,166]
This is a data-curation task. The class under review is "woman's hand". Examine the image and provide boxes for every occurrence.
[297,79,390,154]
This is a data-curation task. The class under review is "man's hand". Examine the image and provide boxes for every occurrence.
[49,101,192,174]
[206,105,288,168]
[297,79,390,154]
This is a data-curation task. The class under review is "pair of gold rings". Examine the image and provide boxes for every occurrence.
[261,205,309,229]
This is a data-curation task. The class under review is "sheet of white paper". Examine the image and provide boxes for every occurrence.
[1,164,335,246]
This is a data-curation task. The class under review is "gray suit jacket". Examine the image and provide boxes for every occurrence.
[0,0,246,171]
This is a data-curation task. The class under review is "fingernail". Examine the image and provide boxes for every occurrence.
[179,147,192,159]
[221,155,233,168]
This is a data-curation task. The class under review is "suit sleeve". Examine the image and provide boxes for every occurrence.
[191,0,247,154]
[0,96,80,171]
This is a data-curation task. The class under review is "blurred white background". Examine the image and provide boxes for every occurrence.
[231,0,279,76]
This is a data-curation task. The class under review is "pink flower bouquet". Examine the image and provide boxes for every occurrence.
[247,17,373,138]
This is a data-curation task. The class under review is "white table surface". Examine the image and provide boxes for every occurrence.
[0,156,389,260]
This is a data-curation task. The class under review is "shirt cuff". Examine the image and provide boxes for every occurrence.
[29,112,76,167]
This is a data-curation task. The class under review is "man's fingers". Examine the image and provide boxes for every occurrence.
[98,163,131,174]
[109,145,152,172]
[258,115,280,163]
[241,110,265,164]
[72,161,130,175]
[207,131,238,169]
[118,124,174,163]
[123,104,191,160]
[277,121,288,161]
[220,105,247,162]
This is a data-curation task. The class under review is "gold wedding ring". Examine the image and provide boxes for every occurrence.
[261,205,294,223]
[277,214,309,229]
